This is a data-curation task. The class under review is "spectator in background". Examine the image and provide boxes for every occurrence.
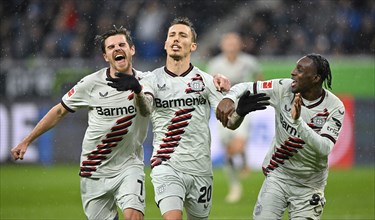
[207,32,263,203]
[1,0,374,59]
[134,0,167,69]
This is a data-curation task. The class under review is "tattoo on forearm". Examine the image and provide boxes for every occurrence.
[135,93,153,117]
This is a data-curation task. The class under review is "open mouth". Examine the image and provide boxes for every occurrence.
[172,45,180,51]
[291,80,296,88]
[114,54,125,61]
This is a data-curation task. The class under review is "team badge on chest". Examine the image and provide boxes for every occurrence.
[186,74,205,94]
[308,108,329,131]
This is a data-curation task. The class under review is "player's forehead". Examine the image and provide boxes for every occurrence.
[104,34,128,46]
[222,33,241,44]
[168,24,191,36]
[296,56,314,68]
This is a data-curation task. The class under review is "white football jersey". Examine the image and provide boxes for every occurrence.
[225,79,345,186]
[141,64,223,176]
[61,68,150,178]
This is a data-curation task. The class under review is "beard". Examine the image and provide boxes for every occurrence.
[169,53,182,61]
[114,59,132,73]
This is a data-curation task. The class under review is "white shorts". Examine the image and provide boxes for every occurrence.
[80,165,145,220]
[151,165,213,218]
[253,175,326,219]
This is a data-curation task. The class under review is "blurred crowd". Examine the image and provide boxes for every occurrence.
[1,0,374,61]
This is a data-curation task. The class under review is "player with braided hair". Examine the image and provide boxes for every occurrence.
[216,54,345,219]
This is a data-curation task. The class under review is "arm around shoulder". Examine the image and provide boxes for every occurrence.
[134,92,154,117]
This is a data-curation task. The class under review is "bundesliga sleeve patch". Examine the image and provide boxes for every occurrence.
[260,80,273,90]
[67,87,75,97]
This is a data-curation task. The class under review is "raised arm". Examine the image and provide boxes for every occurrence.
[10,103,69,160]
[292,93,345,156]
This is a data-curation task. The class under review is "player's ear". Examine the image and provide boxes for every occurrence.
[190,42,197,52]
[314,74,321,83]
[103,53,109,62]
[130,45,135,56]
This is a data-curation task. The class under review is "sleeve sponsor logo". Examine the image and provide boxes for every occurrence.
[261,81,273,90]
[67,88,75,97]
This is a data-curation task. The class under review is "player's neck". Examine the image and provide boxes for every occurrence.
[166,57,191,76]
[301,87,324,101]
[109,67,133,78]
[226,53,238,63]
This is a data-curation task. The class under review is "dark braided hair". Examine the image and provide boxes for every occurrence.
[170,17,197,43]
[306,53,332,90]
[95,25,134,53]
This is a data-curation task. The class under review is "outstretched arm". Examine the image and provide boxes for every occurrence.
[216,92,270,129]
[10,103,69,160]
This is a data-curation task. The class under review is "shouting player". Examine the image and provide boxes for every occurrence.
[216,54,345,219]
[108,17,268,220]
[11,24,231,219]
[11,27,149,220]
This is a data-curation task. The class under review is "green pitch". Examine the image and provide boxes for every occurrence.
[1,165,374,219]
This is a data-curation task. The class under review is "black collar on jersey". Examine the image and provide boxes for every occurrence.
[164,63,194,77]
[299,89,326,109]
[106,68,137,79]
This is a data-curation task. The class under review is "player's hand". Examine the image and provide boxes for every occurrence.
[213,74,231,92]
[236,91,270,117]
[10,143,28,160]
[216,98,235,127]
[107,72,142,94]
[292,93,302,120]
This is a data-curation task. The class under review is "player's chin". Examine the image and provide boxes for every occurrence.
[116,63,131,73]
[168,53,182,61]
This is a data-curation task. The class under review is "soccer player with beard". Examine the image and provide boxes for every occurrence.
[11,27,148,220]
[11,26,231,220]
[108,17,268,220]
[216,54,345,219]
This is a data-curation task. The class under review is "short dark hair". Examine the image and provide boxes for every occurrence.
[170,17,197,43]
[95,26,134,53]
[306,53,332,90]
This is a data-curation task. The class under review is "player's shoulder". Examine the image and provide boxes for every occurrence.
[134,69,151,80]
[208,54,225,64]
[258,78,291,90]
[138,67,163,83]
[239,52,258,61]
[325,89,344,107]
[82,68,107,81]
[150,66,165,75]
[73,68,107,89]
